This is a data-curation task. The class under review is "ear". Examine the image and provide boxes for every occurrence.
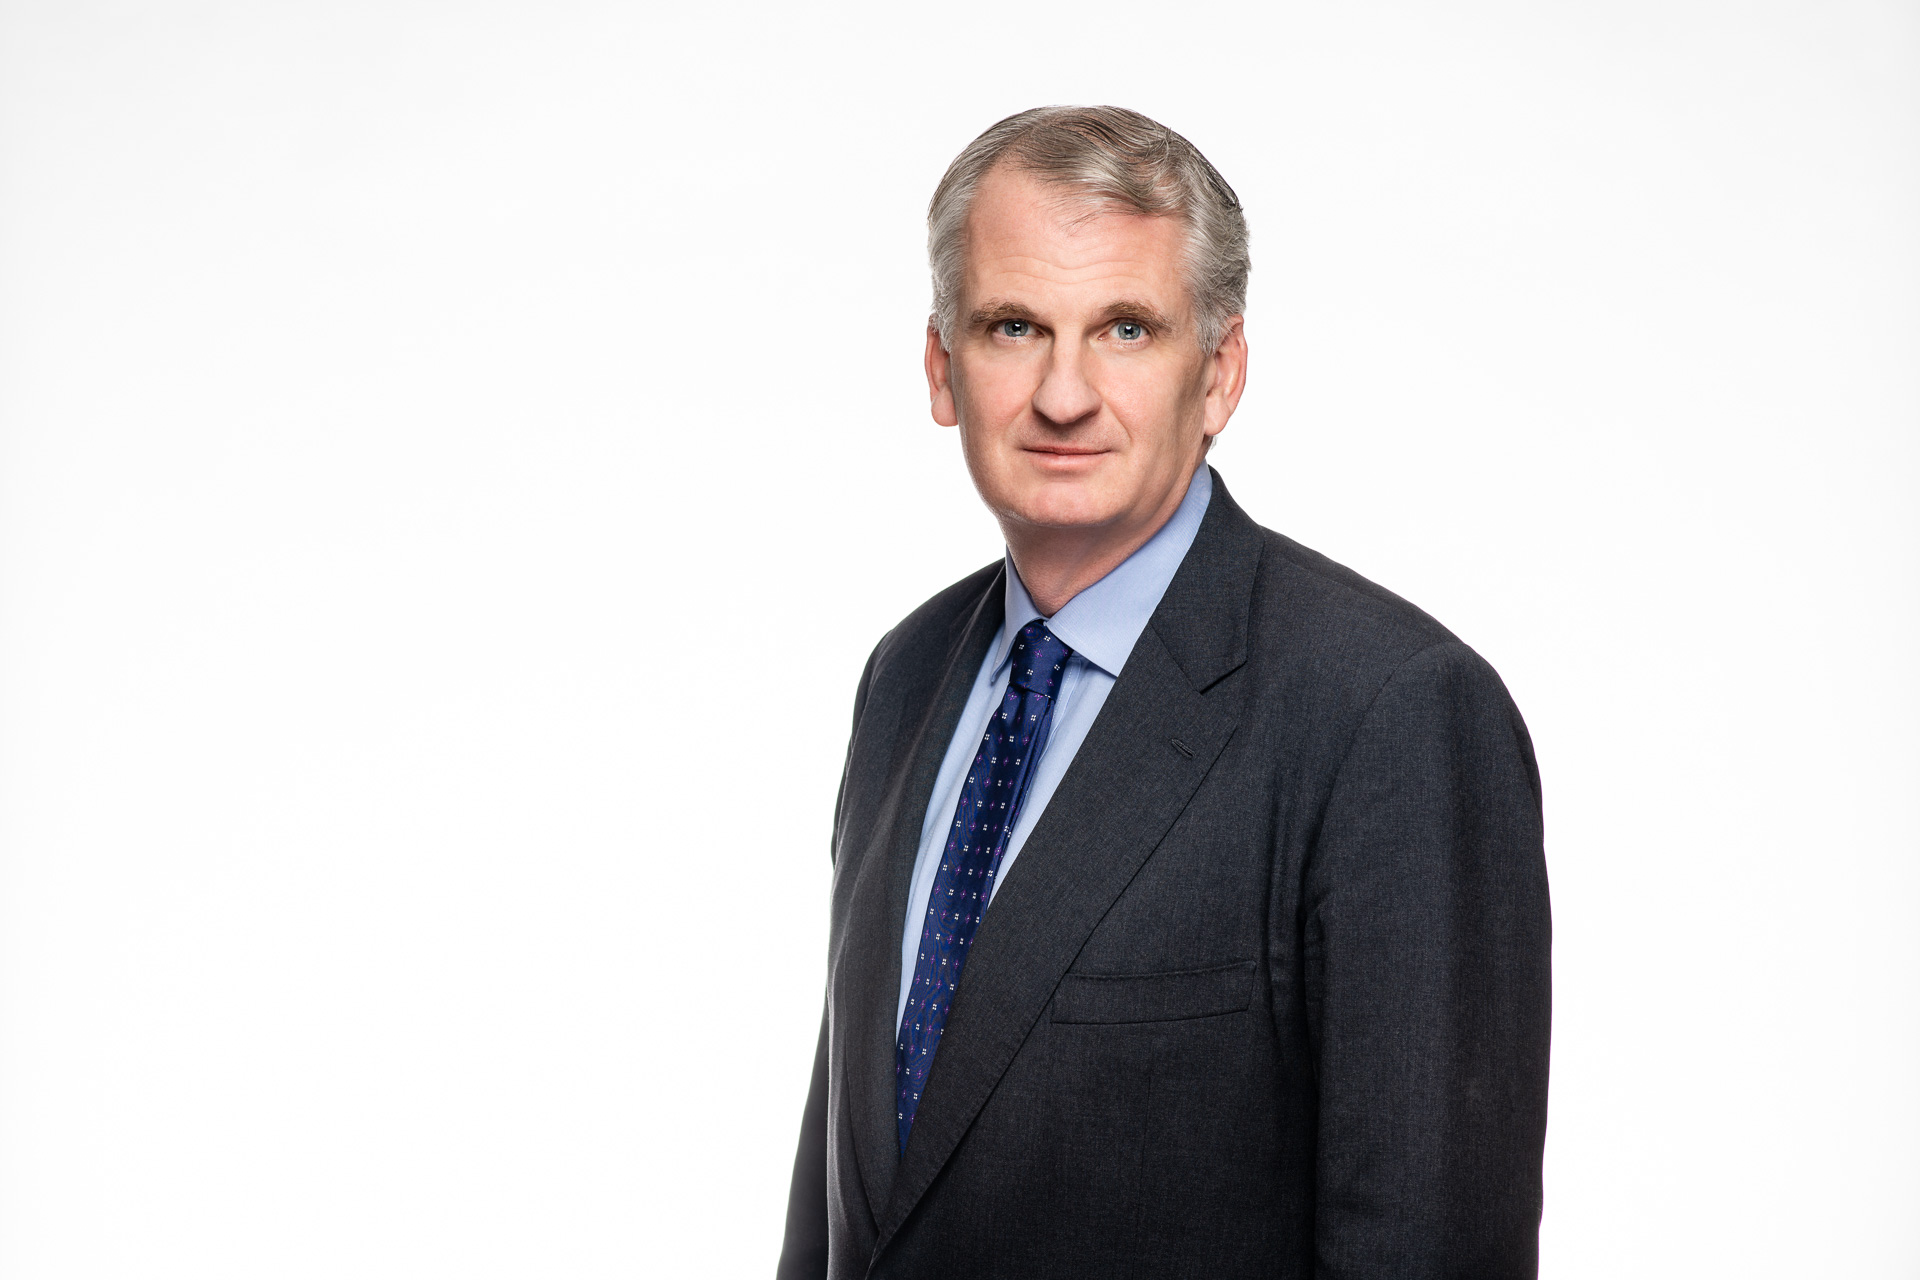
[1201,316,1247,441]
[925,324,959,427]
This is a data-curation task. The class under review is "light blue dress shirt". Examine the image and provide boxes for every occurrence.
[895,465,1214,1032]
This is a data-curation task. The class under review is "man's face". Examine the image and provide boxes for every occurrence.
[926,164,1245,540]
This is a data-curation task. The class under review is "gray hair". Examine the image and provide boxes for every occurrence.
[928,105,1250,354]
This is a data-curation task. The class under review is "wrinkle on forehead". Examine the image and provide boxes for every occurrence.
[957,165,1192,332]
[966,169,1180,258]
[968,255,1169,289]
[965,228,1185,286]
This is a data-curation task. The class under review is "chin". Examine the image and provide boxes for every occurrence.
[1000,479,1123,531]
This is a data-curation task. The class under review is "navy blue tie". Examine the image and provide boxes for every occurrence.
[896,619,1073,1153]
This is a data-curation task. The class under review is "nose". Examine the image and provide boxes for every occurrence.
[1030,340,1101,428]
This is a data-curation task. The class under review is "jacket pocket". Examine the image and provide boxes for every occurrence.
[1050,959,1257,1024]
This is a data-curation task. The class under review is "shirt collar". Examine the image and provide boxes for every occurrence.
[993,464,1214,680]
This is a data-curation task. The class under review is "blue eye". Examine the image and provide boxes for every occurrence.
[1113,320,1145,341]
[998,320,1032,338]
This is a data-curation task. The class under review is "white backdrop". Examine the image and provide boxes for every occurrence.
[2,2,1915,1276]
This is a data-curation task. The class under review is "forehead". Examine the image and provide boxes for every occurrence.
[962,165,1188,309]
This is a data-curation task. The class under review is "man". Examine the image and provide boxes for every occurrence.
[778,106,1550,1279]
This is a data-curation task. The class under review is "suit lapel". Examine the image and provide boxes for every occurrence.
[836,570,1004,1223]
[873,472,1265,1253]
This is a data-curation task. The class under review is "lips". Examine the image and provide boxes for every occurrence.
[1022,446,1109,473]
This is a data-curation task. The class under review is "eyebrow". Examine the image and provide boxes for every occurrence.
[966,297,1181,333]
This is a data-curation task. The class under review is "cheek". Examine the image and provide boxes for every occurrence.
[1100,362,1193,451]
[955,354,1039,434]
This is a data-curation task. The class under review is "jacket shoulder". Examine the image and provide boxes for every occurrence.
[1242,526,1534,800]
[1260,529,1456,650]
[863,559,1002,692]
[1246,527,1508,716]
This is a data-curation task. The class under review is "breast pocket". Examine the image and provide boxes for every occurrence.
[1050,959,1257,1024]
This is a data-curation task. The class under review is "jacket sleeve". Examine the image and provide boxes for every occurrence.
[775,1009,830,1280]
[776,636,889,1280]
[1303,641,1551,1278]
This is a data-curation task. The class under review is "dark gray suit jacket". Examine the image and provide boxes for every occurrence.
[779,472,1551,1279]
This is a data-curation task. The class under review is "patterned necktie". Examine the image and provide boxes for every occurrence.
[895,619,1073,1153]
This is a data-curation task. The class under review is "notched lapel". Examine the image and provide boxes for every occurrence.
[835,573,1003,1222]
[874,628,1244,1251]
[871,473,1266,1257]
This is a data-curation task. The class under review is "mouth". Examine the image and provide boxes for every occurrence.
[1021,444,1108,473]
[1023,444,1108,459]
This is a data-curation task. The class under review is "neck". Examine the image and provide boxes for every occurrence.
[1004,468,1199,616]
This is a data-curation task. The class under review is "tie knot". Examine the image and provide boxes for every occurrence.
[1008,620,1073,697]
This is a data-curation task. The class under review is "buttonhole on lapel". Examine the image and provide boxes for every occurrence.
[1169,736,1194,758]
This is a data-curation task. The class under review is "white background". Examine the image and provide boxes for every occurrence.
[2,2,1915,1276]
